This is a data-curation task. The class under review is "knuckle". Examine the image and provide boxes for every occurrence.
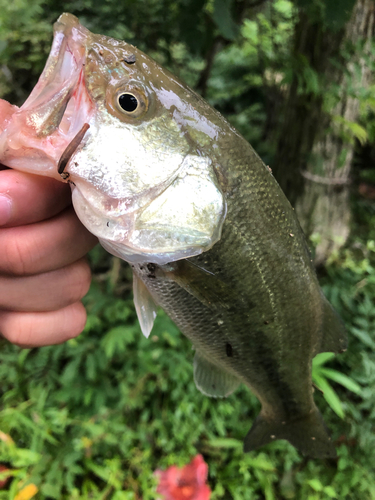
[2,234,32,276]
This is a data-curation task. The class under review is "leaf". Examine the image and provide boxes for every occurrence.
[212,0,239,41]
[273,0,293,17]
[247,455,276,472]
[85,353,97,381]
[60,356,82,385]
[346,122,368,145]
[324,485,339,498]
[101,325,135,358]
[319,368,362,395]
[332,115,368,145]
[312,373,344,418]
[12,449,42,468]
[14,484,38,500]
[307,478,324,492]
[350,327,375,349]
[207,437,242,449]
[312,352,335,367]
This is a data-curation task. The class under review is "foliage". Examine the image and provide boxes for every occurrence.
[312,352,361,419]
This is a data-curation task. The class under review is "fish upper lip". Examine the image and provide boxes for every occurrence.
[23,14,88,128]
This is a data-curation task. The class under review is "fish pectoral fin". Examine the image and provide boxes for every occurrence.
[133,272,157,338]
[193,350,241,398]
[318,295,347,354]
[164,259,254,312]
[244,407,336,459]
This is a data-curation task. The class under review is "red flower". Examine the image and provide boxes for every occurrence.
[155,455,211,500]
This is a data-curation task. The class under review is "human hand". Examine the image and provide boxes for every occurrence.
[0,168,98,347]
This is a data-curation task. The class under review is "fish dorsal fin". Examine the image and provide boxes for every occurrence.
[133,272,157,338]
[318,295,347,355]
[193,350,241,398]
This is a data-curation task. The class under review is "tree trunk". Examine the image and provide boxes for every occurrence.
[272,0,375,264]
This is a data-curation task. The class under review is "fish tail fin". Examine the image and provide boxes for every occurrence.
[244,407,336,458]
[318,295,347,355]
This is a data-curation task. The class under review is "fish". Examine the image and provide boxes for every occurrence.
[0,13,347,458]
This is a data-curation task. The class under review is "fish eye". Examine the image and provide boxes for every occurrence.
[113,88,148,119]
[118,93,138,113]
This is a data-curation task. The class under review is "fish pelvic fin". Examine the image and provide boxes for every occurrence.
[244,407,336,459]
[193,350,241,398]
[133,272,157,338]
[318,295,347,355]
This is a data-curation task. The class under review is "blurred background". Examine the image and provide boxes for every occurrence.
[0,0,375,498]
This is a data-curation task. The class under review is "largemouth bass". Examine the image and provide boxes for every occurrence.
[0,14,347,458]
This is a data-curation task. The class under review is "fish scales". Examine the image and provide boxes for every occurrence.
[134,141,322,414]
[0,13,347,458]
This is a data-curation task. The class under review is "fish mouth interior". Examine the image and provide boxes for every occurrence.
[0,13,94,179]
[20,13,93,153]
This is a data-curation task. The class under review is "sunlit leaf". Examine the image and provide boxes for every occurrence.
[319,368,362,395]
[313,352,336,367]
[307,478,324,492]
[313,374,344,418]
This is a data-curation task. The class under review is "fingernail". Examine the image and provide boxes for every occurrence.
[0,194,12,225]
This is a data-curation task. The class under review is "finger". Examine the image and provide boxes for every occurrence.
[0,207,98,276]
[0,258,92,312]
[0,302,87,347]
[0,169,71,227]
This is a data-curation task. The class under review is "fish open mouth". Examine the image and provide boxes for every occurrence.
[0,13,94,179]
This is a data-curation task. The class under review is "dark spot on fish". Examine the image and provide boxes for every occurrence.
[106,221,110,227]
[226,343,233,357]
[146,263,156,278]
[122,54,136,64]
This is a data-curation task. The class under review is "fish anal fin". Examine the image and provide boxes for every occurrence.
[193,350,241,398]
[133,272,157,338]
[318,296,347,355]
[244,407,336,459]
